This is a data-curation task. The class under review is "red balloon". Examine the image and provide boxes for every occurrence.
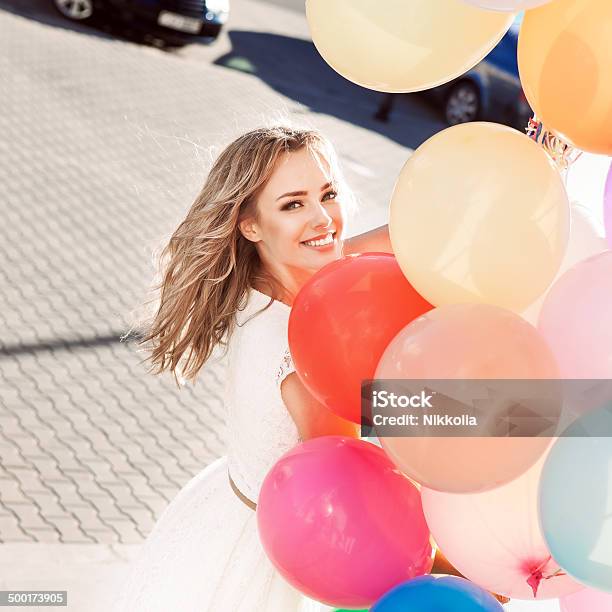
[288,253,433,423]
[257,436,434,609]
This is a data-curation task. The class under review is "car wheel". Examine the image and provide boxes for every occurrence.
[444,81,480,126]
[53,0,94,21]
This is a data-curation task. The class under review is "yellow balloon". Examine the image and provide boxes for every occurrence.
[306,0,514,93]
[518,0,612,155]
[389,122,570,312]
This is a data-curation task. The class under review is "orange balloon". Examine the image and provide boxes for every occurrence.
[518,0,612,155]
[288,254,432,424]
[375,303,559,493]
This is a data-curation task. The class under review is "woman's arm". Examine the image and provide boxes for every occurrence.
[343,224,393,256]
[431,548,465,578]
[280,372,359,441]
[281,375,510,603]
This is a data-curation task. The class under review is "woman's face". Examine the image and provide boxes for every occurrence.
[242,147,345,276]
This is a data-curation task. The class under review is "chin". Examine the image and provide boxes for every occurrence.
[314,251,342,271]
[295,241,343,272]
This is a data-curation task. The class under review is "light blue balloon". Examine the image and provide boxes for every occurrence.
[539,404,612,593]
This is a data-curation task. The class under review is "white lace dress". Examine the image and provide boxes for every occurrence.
[114,288,335,612]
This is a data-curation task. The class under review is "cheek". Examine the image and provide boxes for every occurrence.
[332,204,345,229]
[270,215,304,245]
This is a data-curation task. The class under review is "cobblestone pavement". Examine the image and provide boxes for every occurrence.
[0,0,443,546]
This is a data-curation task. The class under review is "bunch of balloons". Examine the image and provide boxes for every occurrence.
[255,0,612,609]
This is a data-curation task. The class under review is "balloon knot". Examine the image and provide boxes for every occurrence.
[525,557,566,597]
[526,568,543,597]
[525,115,581,174]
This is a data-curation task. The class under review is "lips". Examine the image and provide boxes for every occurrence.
[301,231,336,247]
[304,231,335,242]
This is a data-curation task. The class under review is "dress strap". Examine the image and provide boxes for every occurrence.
[275,347,295,387]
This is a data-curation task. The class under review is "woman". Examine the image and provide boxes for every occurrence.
[115,126,501,611]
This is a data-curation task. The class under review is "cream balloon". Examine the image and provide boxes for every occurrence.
[462,0,552,10]
[389,122,570,312]
[306,0,513,93]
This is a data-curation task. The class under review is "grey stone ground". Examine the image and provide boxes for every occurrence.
[0,0,442,549]
[0,0,562,609]
[0,0,443,608]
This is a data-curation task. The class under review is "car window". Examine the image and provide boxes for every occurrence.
[485,29,519,75]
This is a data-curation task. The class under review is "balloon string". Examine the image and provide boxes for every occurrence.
[544,567,567,579]
[525,115,582,176]
[525,555,567,597]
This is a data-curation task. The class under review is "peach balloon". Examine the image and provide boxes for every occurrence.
[421,452,584,600]
[306,0,513,93]
[518,0,612,155]
[375,303,559,493]
[389,122,570,313]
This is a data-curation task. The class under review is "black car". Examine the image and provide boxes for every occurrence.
[374,15,531,130]
[53,0,229,43]
[429,14,531,129]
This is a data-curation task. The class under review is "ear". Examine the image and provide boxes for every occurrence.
[238,217,261,243]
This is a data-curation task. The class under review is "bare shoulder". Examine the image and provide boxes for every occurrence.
[280,372,312,410]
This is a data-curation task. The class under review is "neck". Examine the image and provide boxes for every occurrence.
[253,265,313,307]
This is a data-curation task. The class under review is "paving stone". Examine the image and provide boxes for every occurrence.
[0,0,436,546]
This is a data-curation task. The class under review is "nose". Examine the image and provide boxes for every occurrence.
[310,202,333,230]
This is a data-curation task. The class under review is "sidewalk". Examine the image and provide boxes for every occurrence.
[0,544,138,611]
[0,542,562,612]
[0,0,421,606]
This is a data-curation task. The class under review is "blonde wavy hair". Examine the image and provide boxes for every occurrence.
[139,126,354,384]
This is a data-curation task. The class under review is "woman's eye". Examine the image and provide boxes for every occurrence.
[322,190,338,202]
[283,201,302,211]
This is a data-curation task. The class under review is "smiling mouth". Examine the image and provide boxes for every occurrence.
[300,231,336,248]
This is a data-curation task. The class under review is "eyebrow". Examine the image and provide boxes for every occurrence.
[276,182,332,201]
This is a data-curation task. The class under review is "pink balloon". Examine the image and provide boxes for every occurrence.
[522,202,608,326]
[538,252,612,378]
[561,587,612,612]
[604,161,612,249]
[375,303,558,493]
[257,436,433,609]
[422,452,583,600]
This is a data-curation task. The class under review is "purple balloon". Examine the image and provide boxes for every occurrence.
[605,161,612,249]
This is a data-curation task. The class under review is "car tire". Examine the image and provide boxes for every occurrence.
[444,81,481,126]
[53,0,95,22]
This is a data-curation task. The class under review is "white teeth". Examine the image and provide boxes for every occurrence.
[303,232,334,247]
